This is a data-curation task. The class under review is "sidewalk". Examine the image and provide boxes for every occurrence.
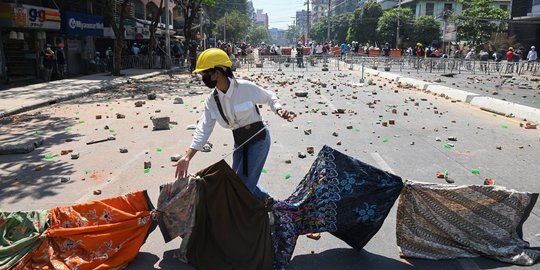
[0,68,180,118]
[359,66,540,124]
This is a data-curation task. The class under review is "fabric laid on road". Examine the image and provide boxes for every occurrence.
[186,160,273,270]
[397,180,540,266]
[13,190,157,270]
[0,210,48,270]
[271,145,404,269]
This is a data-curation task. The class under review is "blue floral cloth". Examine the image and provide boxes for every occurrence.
[271,145,403,269]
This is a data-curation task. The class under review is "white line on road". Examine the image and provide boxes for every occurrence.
[319,94,337,112]
[370,153,395,174]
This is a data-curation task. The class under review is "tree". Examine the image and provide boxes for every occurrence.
[310,13,352,44]
[101,0,130,76]
[285,24,301,45]
[247,25,270,44]
[453,0,509,45]
[411,16,441,46]
[347,0,383,44]
[214,10,250,42]
[376,7,414,47]
[211,0,248,21]
[147,0,164,69]
[176,0,216,60]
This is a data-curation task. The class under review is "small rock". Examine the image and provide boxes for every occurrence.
[70,152,79,159]
[336,141,342,145]
[173,97,184,104]
[346,125,353,129]
[435,137,441,142]
[116,113,126,119]
[135,101,145,107]
[410,141,415,145]
[332,132,339,137]
[447,136,457,141]
[120,148,128,153]
[306,146,314,154]
[298,152,307,158]
[96,115,102,119]
[285,159,292,164]
[147,93,157,100]
[60,177,70,183]
[186,124,197,130]
[61,149,73,155]
[93,189,102,195]
[304,129,312,135]
[388,119,395,125]
[496,145,502,150]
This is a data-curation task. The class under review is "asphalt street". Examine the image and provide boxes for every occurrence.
[0,68,539,269]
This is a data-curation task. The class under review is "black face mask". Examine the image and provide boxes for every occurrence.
[202,73,217,88]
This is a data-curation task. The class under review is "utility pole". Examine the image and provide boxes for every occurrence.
[396,0,401,49]
[306,0,310,45]
[327,0,331,42]
[199,7,203,49]
[165,0,171,68]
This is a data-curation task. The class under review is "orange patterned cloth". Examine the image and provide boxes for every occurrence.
[14,191,157,270]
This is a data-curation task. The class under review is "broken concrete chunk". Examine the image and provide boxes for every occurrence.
[147,93,157,100]
[295,91,308,98]
[96,115,102,119]
[306,146,314,154]
[151,116,170,130]
[116,113,126,119]
[447,136,458,141]
[135,101,145,107]
[388,119,395,125]
[170,154,183,162]
[119,148,128,153]
[173,97,184,104]
[304,129,312,135]
[298,152,307,158]
[71,152,79,159]
[60,177,70,183]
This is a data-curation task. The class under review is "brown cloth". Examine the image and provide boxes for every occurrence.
[186,160,273,270]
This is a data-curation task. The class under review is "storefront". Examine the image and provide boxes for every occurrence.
[0,3,61,82]
[61,11,104,75]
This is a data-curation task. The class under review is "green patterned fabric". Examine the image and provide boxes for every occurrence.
[0,210,48,270]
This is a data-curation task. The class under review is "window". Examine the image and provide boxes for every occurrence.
[410,6,417,16]
[444,3,453,11]
[500,4,508,10]
[426,3,434,16]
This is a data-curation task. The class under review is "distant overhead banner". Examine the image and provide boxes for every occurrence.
[61,11,104,36]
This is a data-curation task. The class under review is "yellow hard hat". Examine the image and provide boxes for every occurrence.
[193,48,232,74]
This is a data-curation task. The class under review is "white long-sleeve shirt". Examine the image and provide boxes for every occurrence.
[190,78,282,150]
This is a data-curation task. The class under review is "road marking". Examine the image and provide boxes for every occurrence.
[370,153,395,174]
[457,258,481,270]
[319,94,337,111]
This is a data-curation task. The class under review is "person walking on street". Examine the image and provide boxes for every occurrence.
[527,46,537,71]
[340,41,348,60]
[174,48,296,201]
[296,42,304,68]
[189,41,198,73]
[55,46,66,79]
[41,45,55,82]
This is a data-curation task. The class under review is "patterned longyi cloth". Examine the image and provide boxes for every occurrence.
[397,180,539,265]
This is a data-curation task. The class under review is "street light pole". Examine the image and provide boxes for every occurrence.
[327,0,331,42]
[165,0,171,68]
[396,0,401,49]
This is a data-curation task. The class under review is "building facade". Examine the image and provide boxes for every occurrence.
[510,0,540,48]
[256,9,269,29]
[0,0,175,84]
[312,0,329,25]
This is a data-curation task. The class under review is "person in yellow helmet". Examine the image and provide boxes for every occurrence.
[174,48,295,201]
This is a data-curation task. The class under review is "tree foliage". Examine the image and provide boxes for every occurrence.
[411,16,441,46]
[347,0,383,44]
[211,0,248,21]
[175,0,216,56]
[285,24,301,45]
[247,25,270,44]
[214,10,250,42]
[100,0,130,76]
[453,0,509,45]
[376,7,414,46]
[310,13,352,44]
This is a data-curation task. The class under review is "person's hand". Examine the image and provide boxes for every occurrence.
[277,109,296,122]
[174,158,190,179]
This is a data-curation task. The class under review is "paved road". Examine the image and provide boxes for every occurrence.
[1,69,539,269]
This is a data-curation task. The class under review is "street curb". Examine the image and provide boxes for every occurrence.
[0,68,180,118]
[360,66,540,124]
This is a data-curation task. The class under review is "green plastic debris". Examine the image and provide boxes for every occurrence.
[65,127,73,132]
[354,128,360,132]
[109,129,115,133]
[79,120,85,124]
[156,147,163,152]
[189,110,193,113]
[262,167,268,173]
[444,170,449,177]
[443,143,453,149]
[500,125,508,129]
[44,154,55,160]
[382,138,389,142]
[168,123,174,129]
[75,112,80,115]
[378,115,384,120]
[284,172,291,180]
[471,169,481,175]
[35,131,41,135]
[144,168,151,174]
[85,170,91,175]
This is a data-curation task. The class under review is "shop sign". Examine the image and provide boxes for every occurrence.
[61,11,104,36]
[0,3,60,30]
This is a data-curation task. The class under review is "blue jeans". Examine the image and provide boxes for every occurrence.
[232,131,271,201]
